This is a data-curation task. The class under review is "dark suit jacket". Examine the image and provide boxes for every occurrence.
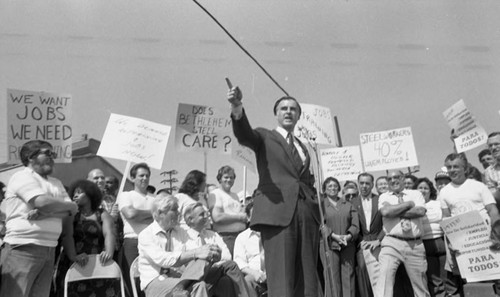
[232,109,319,230]
[350,194,384,243]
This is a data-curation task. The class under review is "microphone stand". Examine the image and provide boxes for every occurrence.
[299,127,335,297]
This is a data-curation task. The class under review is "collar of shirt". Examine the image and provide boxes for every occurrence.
[186,227,202,239]
[275,126,292,140]
[361,194,371,201]
[249,230,261,238]
[150,220,172,236]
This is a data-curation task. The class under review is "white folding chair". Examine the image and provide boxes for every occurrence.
[130,257,141,297]
[64,254,125,297]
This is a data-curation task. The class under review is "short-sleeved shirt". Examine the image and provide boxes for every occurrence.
[378,189,426,238]
[440,179,496,224]
[117,190,154,238]
[4,167,70,247]
[484,163,500,193]
[209,188,246,233]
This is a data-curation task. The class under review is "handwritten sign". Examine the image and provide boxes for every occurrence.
[359,127,418,172]
[295,104,336,146]
[97,113,171,169]
[175,103,232,154]
[320,146,363,181]
[443,100,487,153]
[440,211,500,282]
[231,141,257,173]
[7,89,72,164]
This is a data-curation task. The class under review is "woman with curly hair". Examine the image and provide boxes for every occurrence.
[414,177,446,297]
[55,179,116,297]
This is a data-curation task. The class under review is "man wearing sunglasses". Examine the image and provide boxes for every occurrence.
[0,140,78,297]
[374,170,429,297]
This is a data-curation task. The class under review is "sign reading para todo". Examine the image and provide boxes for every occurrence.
[360,127,418,172]
[7,89,72,164]
[175,103,233,154]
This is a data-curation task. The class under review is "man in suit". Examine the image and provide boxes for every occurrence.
[227,84,320,297]
[351,173,384,297]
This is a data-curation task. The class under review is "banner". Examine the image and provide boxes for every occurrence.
[320,146,363,181]
[440,211,500,282]
[7,89,72,163]
[231,141,257,174]
[359,127,418,172]
[97,113,171,169]
[443,99,487,153]
[295,104,336,146]
[175,103,232,154]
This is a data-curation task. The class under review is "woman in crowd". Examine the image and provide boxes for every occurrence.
[209,165,247,256]
[320,177,359,297]
[175,170,210,227]
[56,179,115,297]
[414,177,446,297]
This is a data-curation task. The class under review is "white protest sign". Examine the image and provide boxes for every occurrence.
[454,125,488,153]
[359,127,418,172]
[231,141,257,174]
[97,113,171,169]
[320,146,363,181]
[295,104,336,146]
[175,103,232,154]
[7,89,72,164]
[443,100,488,152]
[440,211,500,282]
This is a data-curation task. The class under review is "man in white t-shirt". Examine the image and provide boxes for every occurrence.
[440,153,500,297]
[0,140,78,297]
[118,162,155,296]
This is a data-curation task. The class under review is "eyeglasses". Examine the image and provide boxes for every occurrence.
[29,149,57,159]
[344,193,357,199]
[387,175,402,182]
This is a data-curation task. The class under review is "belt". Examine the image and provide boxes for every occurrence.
[387,234,421,241]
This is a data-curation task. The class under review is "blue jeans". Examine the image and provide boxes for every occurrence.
[0,243,55,297]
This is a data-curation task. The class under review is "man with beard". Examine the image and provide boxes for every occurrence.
[0,140,78,297]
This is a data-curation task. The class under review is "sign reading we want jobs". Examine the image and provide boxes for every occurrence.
[7,89,72,163]
[175,103,233,154]
[360,127,418,172]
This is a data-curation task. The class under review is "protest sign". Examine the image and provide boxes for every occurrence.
[359,127,418,172]
[295,104,336,146]
[97,113,171,169]
[231,141,257,173]
[7,89,72,163]
[443,100,488,152]
[175,103,232,154]
[320,146,363,181]
[440,211,500,282]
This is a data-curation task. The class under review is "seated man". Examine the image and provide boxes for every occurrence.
[138,196,253,297]
[233,202,267,296]
[183,202,256,297]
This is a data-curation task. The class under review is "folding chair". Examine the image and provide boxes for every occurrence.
[129,257,142,297]
[64,254,125,297]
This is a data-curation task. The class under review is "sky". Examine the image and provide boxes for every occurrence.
[1,0,500,193]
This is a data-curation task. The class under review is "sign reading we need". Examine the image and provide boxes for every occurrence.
[175,103,233,154]
[7,89,73,163]
[97,113,171,169]
[360,127,418,172]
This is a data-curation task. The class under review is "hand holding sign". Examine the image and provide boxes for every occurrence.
[225,77,242,106]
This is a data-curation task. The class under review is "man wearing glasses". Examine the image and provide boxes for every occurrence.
[484,132,500,205]
[374,170,429,297]
[0,140,78,297]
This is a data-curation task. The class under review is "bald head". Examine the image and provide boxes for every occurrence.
[88,168,105,192]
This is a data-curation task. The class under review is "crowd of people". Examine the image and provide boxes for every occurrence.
[0,87,499,297]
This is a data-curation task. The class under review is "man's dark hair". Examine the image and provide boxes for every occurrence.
[404,174,418,183]
[444,153,468,168]
[20,140,53,166]
[357,172,374,183]
[273,96,302,116]
[478,149,492,162]
[147,185,156,194]
[130,162,151,178]
[488,132,500,138]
